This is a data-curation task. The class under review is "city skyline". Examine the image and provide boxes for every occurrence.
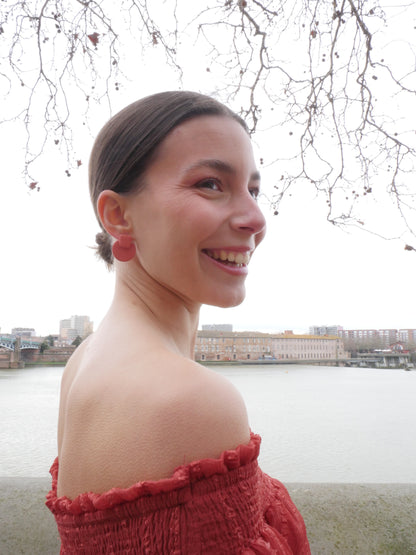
[2,319,416,343]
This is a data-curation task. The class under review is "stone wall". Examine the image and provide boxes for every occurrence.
[22,347,75,364]
[0,479,415,554]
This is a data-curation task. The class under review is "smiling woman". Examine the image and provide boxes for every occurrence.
[45,91,310,554]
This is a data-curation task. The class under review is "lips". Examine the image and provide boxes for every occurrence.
[203,249,251,267]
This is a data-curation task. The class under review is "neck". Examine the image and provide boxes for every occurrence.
[108,263,201,359]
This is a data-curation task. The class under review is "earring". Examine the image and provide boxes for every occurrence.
[112,234,136,262]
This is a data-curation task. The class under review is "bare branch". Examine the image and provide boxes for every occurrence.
[1,0,415,245]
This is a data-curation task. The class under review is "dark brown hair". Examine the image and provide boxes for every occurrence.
[89,91,247,266]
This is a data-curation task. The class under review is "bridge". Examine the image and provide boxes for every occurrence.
[0,336,42,369]
[237,354,413,369]
[342,352,411,369]
[0,336,41,351]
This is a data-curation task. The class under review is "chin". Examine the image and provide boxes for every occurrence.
[205,287,246,309]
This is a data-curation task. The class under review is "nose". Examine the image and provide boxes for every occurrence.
[230,193,267,239]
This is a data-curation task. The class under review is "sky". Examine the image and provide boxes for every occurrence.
[1,3,415,337]
[1,144,415,337]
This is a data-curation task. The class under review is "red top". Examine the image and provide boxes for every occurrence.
[46,433,310,554]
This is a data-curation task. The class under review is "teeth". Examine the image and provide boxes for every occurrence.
[206,250,250,265]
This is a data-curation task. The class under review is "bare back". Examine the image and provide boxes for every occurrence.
[57,326,250,499]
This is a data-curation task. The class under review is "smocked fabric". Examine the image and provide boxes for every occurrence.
[46,433,310,554]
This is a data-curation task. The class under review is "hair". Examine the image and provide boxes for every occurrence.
[89,90,248,266]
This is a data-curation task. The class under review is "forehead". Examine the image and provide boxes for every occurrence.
[152,115,254,168]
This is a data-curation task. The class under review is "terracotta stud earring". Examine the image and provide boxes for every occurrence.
[112,234,136,262]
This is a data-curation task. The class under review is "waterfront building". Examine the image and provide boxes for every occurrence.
[271,332,347,361]
[195,330,348,362]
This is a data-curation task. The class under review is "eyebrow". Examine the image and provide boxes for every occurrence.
[184,158,261,182]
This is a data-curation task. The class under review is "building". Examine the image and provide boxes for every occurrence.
[271,332,347,361]
[202,324,233,332]
[196,330,271,361]
[338,329,379,350]
[338,328,416,350]
[378,329,400,348]
[309,325,343,337]
[11,327,36,337]
[195,329,348,362]
[59,315,93,343]
[398,329,416,348]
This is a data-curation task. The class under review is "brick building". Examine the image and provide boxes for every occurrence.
[195,330,347,362]
[338,328,416,350]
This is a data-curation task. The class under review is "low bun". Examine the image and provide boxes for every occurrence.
[95,231,114,268]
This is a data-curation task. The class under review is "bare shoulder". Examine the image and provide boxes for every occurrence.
[155,357,250,464]
[57,349,250,497]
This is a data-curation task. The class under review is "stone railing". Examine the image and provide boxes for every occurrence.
[1,478,415,554]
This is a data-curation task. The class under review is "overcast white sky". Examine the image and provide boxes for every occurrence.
[1,135,415,337]
[1,5,415,337]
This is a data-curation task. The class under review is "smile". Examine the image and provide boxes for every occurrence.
[203,249,251,267]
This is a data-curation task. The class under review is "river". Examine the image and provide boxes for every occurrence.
[0,364,415,482]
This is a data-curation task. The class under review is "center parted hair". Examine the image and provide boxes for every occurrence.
[89,91,248,266]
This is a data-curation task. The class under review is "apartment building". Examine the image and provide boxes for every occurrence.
[338,328,416,350]
[398,329,416,347]
[309,325,343,336]
[59,315,93,343]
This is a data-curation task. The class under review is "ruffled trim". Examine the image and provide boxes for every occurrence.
[46,432,261,516]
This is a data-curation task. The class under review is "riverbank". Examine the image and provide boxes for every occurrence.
[1,479,415,554]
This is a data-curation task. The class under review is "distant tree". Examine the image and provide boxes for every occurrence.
[39,340,49,354]
[71,335,83,347]
[342,336,385,353]
[45,334,55,347]
[1,0,415,246]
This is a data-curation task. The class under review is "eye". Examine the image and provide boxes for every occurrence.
[196,178,221,191]
[249,187,260,200]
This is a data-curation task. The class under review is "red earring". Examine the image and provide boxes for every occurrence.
[112,234,136,262]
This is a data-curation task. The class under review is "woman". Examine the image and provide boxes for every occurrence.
[46,91,310,554]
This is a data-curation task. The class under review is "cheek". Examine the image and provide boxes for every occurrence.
[172,205,218,244]
[135,197,222,271]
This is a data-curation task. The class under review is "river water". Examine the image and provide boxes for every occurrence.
[1,364,415,482]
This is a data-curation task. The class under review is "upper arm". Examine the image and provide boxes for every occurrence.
[153,365,250,467]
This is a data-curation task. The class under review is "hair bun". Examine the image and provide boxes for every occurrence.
[95,231,113,267]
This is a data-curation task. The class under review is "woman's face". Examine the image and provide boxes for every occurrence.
[126,115,266,308]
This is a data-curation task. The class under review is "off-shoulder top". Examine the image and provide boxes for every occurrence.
[46,433,310,554]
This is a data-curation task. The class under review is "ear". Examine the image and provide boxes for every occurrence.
[97,190,131,239]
